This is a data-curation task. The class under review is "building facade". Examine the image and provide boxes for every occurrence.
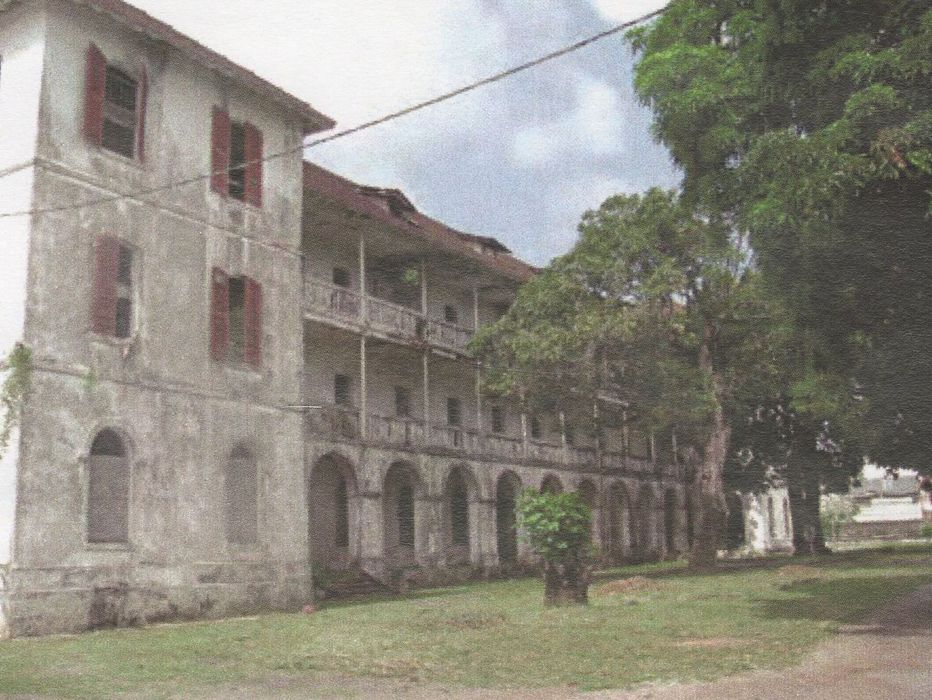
[0,0,689,637]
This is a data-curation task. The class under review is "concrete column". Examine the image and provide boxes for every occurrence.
[422,351,430,443]
[357,492,385,580]
[359,335,367,438]
[358,234,367,322]
[420,258,427,315]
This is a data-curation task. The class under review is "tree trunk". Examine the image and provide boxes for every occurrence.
[543,558,589,606]
[688,328,730,570]
[786,452,830,555]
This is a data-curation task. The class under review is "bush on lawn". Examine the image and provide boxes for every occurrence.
[517,489,592,606]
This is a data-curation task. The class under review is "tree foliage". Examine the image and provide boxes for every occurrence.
[631,0,932,474]
[474,189,783,567]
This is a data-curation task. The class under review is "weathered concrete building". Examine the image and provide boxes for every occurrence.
[0,0,689,637]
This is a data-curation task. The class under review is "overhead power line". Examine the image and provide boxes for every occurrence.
[0,6,666,220]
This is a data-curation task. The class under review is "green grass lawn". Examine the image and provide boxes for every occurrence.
[1,544,930,698]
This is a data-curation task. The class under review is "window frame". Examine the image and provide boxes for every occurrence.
[85,428,132,548]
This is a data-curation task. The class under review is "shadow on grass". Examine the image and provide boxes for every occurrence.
[752,573,932,634]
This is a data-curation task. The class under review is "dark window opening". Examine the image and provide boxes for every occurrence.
[335,476,349,547]
[449,473,469,547]
[444,304,458,324]
[114,244,133,339]
[529,416,541,440]
[102,66,137,158]
[447,397,461,427]
[332,267,350,288]
[228,276,246,363]
[564,423,575,446]
[334,374,352,407]
[395,386,411,418]
[87,429,129,544]
[490,406,505,434]
[228,121,246,201]
[397,478,415,547]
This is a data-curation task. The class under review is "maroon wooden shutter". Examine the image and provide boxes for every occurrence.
[91,236,120,335]
[210,267,230,361]
[84,44,107,145]
[244,277,263,368]
[137,65,148,162]
[210,107,231,195]
[243,122,263,207]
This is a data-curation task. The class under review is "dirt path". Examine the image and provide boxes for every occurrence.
[182,585,932,700]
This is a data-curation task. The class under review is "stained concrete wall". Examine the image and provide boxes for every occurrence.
[2,0,312,636]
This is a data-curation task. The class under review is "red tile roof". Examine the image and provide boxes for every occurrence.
[303,161,538,283]
[68,0,335,134]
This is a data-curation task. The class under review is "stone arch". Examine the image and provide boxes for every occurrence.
[724,491,746,549]
[224,445,258,546]
[663,488,678,557]
[308,452,358,571]
[383,460,422,567]
[443,463,479,565]
[607,482,634,563]
[636,484,658,561]
[87,428,131,544]
[540,473,564,494]
[495,470,522,565]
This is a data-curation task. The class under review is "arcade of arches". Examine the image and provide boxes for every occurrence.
[306,452,688,580]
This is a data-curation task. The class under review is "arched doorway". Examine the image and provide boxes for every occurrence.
[384,461,420,566]
[724,491,746,549]
[444,465,476,565]
[663,489,678,557]
[541,474,564,494]
[308,453,357,571]
[636,485,657,561]
[496,471,522,565]
[607,482,633,564]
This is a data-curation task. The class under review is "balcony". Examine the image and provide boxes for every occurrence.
[303,276,474,354]
[303,405,673,476]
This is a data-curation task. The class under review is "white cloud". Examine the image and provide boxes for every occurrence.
[511,76,625,167]
[589,0,669,23]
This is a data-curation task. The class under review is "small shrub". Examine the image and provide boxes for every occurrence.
[517,489,592,606]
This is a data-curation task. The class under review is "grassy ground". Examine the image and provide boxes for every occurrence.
[1,544,930,699]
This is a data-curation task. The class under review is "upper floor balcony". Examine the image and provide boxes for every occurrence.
[303,274,474,355]
[303,403,675,479]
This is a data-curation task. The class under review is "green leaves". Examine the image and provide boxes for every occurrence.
[516,490,592,564]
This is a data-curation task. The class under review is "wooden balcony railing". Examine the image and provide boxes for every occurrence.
[303,406,676,476]
[304,274,474,354]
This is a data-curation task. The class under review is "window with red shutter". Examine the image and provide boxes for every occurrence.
[243,122,263,207]
[211,109,263,207]
[84,44,146,160]
[211,107,231,195]
[84,44,106,145]
[210,271,262,367]
[210,267,230,361]
[244,277,262,368]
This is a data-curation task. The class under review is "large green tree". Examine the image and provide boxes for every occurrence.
[474,189,779,568]
[630,0,932,474]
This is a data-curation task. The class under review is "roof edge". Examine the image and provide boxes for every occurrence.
[70,0,335,134]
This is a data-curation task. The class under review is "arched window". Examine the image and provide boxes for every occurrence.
[87,429,130,544]
[225,447,257,545]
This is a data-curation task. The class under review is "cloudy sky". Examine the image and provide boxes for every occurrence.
[133,0,678,265]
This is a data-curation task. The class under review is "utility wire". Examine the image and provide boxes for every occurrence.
[0,6,666,219]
